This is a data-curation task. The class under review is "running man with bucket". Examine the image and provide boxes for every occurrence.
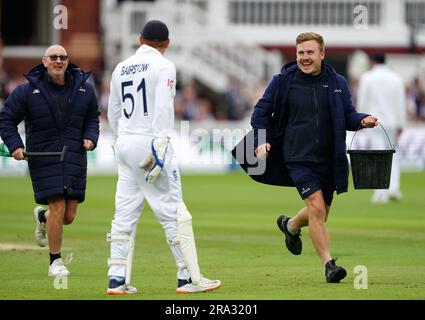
[233,32,378,283]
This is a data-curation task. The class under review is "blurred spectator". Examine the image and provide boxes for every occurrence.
[249,77,267,111]
[195,98,214,122]
[98,76,111,121]
[174,80,216,121]
[0,67,10,107]
[406,77,425,122]
[175,80,199,120]
[357,52,406,203]
[223,77,250,120]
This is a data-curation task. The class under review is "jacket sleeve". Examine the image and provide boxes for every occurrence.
[83,83,100,149]
[339,76,368,131]
[0,84,27,153]
[250,75,279,147]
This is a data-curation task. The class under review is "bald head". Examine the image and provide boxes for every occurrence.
[45,45,67,57]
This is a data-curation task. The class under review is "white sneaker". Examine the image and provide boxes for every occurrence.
[106,284,138,295]
[176,277,221,293]
[33,206,47,247]
[48,258,70,277]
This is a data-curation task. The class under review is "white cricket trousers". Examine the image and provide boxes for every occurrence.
[108,134,184,278]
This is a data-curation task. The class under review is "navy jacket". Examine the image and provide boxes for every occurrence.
[0,63,100,204]
[284,69,333,163]
[232,61,368,194]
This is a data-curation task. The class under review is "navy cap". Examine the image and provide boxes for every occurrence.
[370,52,385,64]
[141,20,169,42]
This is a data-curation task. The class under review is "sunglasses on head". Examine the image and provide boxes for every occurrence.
[46,55,68,62]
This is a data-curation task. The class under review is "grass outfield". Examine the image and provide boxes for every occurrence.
[0,172,424,300]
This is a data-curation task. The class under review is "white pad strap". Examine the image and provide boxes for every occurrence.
[107,258,127,267]
[126,228,137,285]
[177,202,201,285]
[167,238,187,271]
[176,259,186,271]
[107,233,131,242]
[107,230,137,285]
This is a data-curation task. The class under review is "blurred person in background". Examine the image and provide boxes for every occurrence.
[0,66,10,109]
[357,53,407,203]
[407,77,425,122]
[98,76,111,121]
[175,80,199,120]
[223,76,250,120]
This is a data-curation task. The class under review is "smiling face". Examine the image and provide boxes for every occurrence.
[42,45,69,83]
[296,40,325,76]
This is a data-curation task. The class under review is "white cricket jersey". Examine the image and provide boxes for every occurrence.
[357,64,406,129]
[108,44,176,138]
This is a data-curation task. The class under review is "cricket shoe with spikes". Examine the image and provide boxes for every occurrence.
[33,206,47,247]
[106,278,137,295]
[176,276,221,294]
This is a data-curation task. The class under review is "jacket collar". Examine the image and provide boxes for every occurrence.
[280,60,337,79]
[25,62,91,85]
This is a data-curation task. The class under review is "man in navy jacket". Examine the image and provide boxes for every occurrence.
[233,33,377,283]
[0,45,100,277]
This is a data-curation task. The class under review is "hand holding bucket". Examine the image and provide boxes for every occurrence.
[347,123,395,189]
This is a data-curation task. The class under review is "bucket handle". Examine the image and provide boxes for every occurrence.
[348,122,395,151]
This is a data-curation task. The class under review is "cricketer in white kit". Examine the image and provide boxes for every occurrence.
[357,53,407,204]
[106,20,221,295]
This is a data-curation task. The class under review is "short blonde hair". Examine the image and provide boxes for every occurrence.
[296,32,325,52]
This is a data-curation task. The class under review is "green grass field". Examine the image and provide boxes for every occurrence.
[0,172,424,300]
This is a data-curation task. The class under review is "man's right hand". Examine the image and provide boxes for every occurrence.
[12,147,25,160]
[255,143,271,160]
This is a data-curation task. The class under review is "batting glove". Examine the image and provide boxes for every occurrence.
[138,137,170,184]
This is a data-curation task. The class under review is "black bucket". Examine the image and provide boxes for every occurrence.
[347,123,395,189]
